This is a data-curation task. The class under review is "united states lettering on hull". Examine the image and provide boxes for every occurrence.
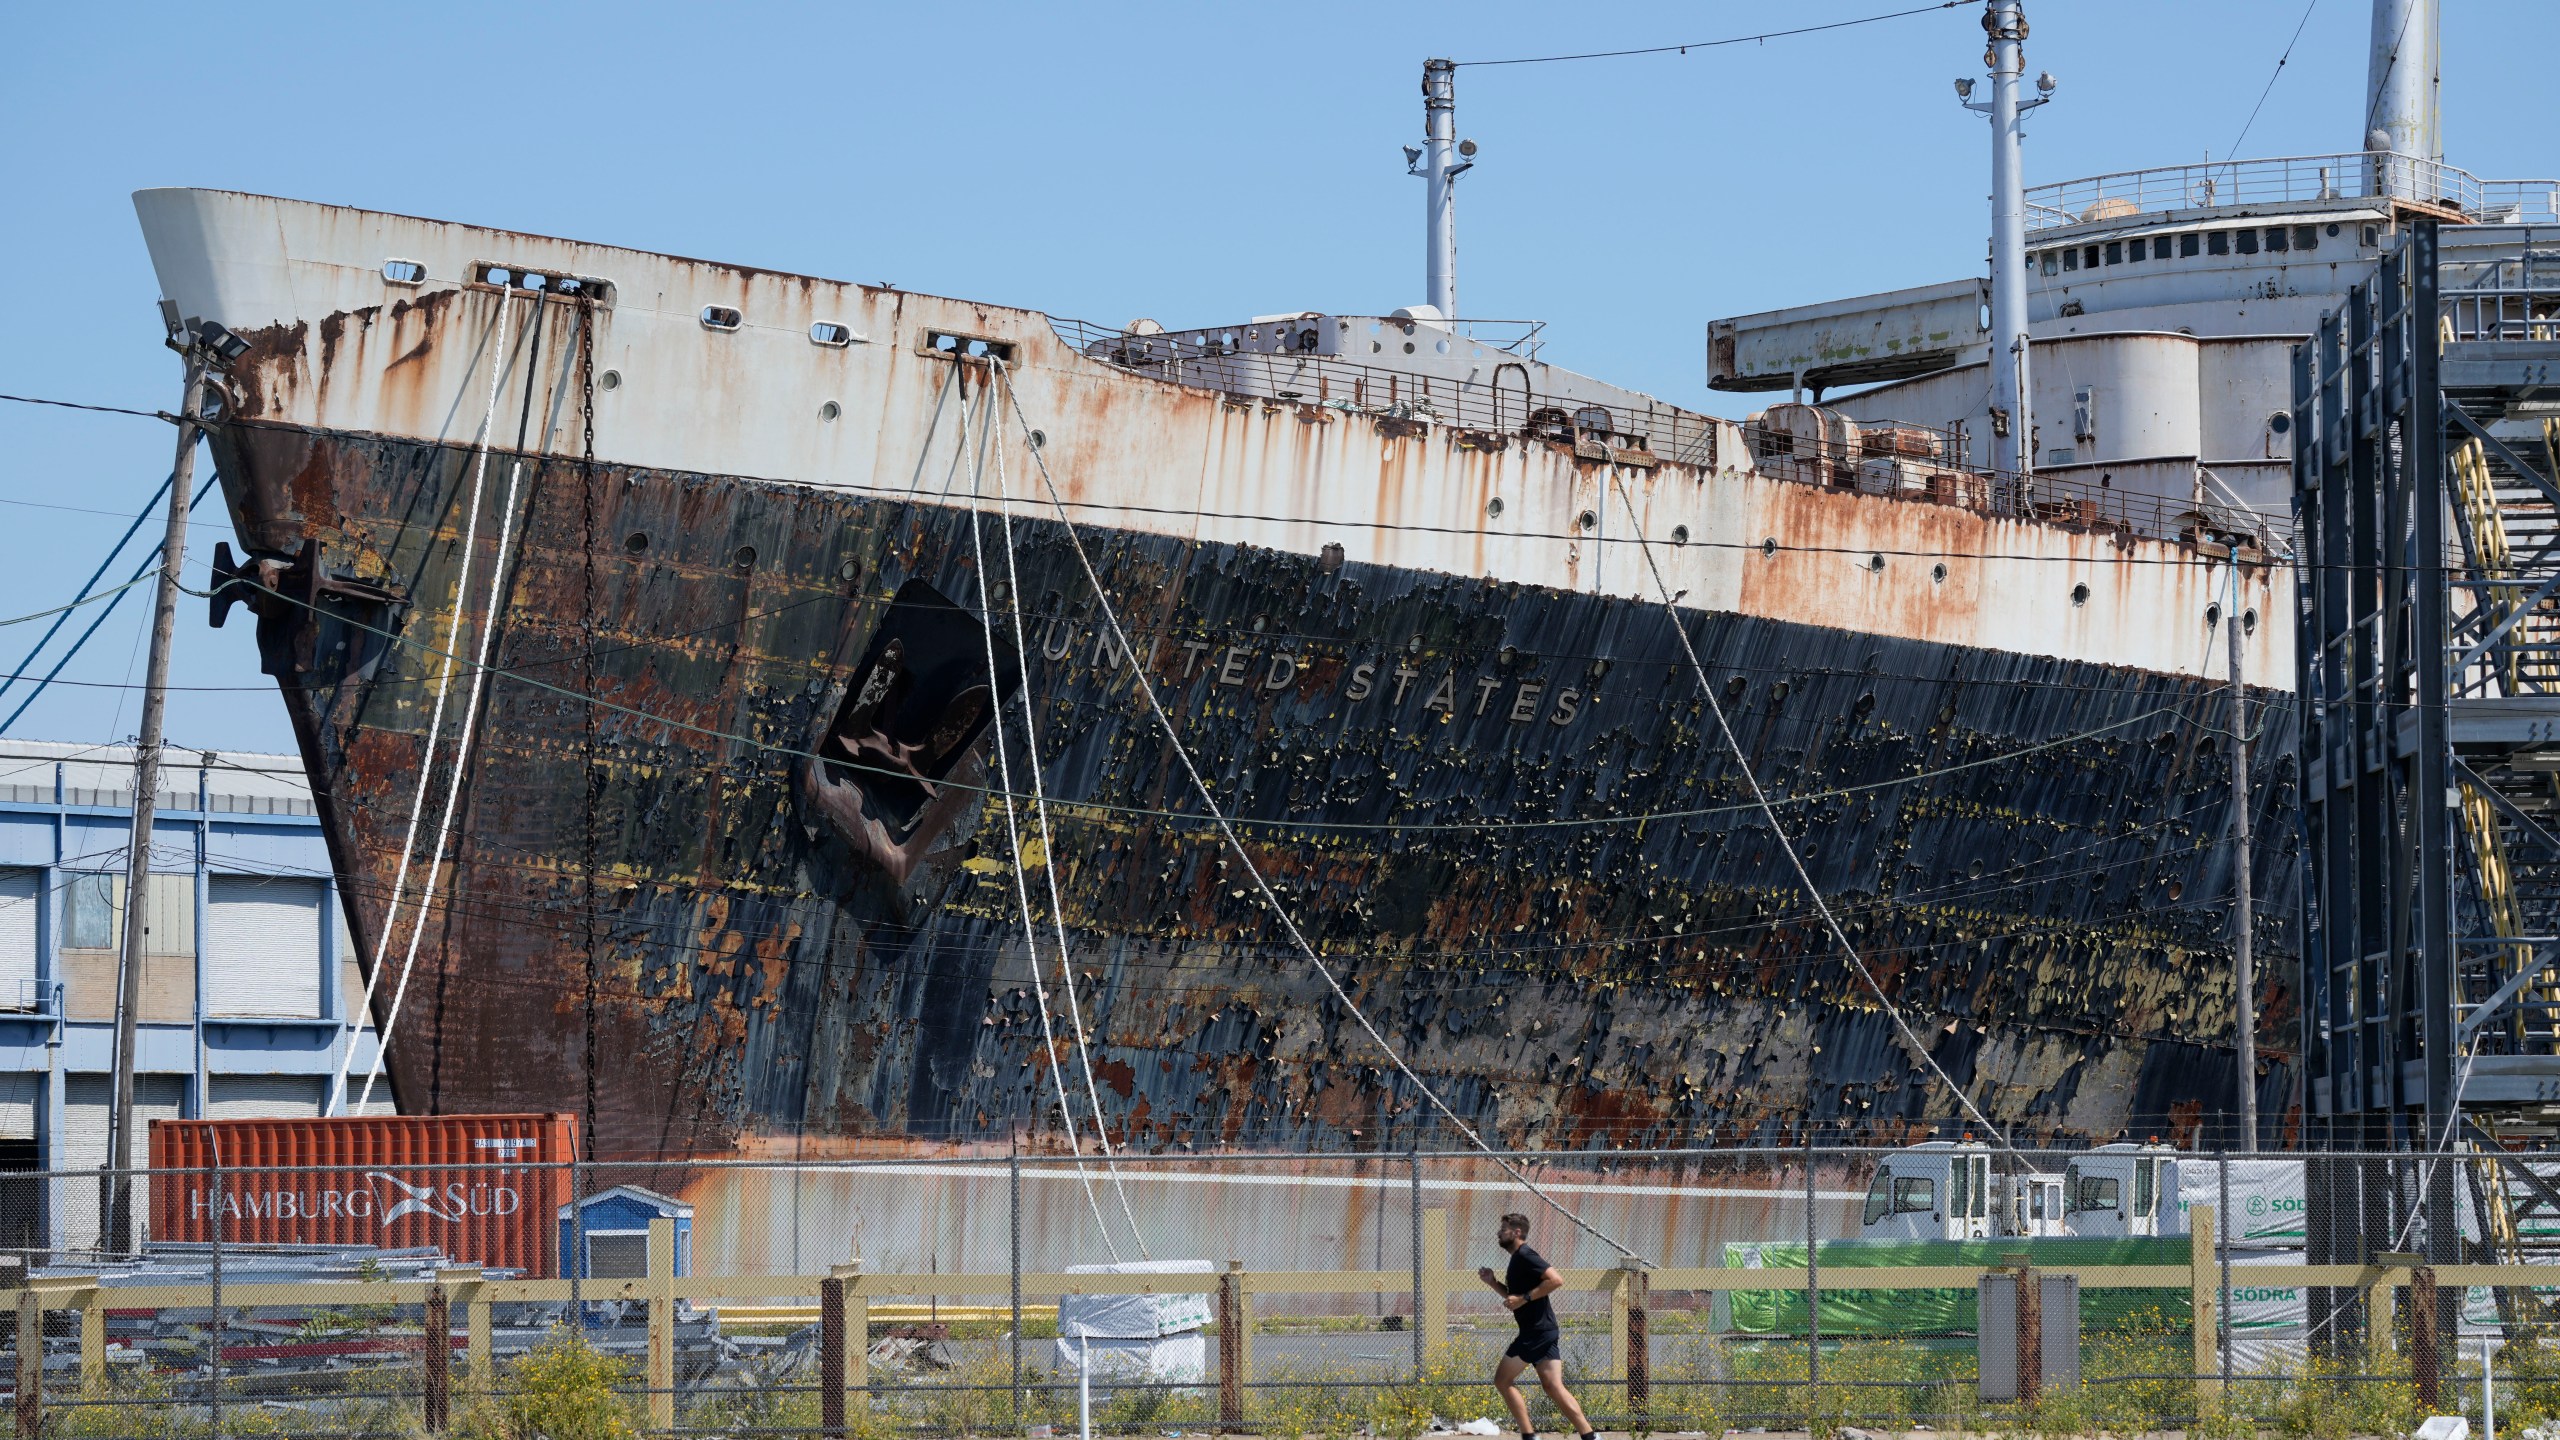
[137,188,2287,1162]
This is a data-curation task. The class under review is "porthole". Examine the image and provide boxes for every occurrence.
[1029,430,1047,449]
[1761,537,1779,558]
[1485,497,1505,519]
[2205,602,2223,628]
[734,545,758,570]
[624,532,650,555]
[2070,582,2090,606]
[700,305,743,331]
[2242,607,2259,635]
[810,321,861,347]
[1867,553,1886,572]
[1575,510,1598,532]
[1670,524,1690,545]
[382,259,425,285]
[1931,562,1949,584]
[599,369,622,391]
[1434,339,1451,355]
[819,400,842,422]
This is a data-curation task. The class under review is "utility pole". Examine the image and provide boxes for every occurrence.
[1959,3,2053,497]
[106,314,235,1252]
[2228,586,2258,1151]
[1408,58,1475,319]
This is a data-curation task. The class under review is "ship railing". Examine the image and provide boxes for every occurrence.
[1745,417,2295,549]
[2026,150,2560,232]
[1050,316,1724,469]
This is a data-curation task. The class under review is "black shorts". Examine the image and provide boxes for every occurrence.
[1504,1329,1561,1366]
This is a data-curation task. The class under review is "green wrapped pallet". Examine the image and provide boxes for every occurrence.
[1720,1236,2193,1337]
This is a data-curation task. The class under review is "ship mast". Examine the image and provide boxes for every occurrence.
[1959,2,2050,489]
[1409,58,1474,318]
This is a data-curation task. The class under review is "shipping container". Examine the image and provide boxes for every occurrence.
[147,1114,579,1275]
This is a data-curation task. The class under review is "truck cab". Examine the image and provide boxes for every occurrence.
[2064,1143,2174,1238]
[1859,1142,1995,1240]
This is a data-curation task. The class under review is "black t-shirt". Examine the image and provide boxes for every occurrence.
[1504,1243,1558,1335]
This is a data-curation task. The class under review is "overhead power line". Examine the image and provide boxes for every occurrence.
[2224,0,2322,164]
[1461,2,1963,67]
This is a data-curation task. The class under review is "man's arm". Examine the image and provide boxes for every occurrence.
[1475,1265,1509,1296]
[1526,1267,1565,1301]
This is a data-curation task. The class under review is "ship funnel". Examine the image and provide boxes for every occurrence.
[2364,0,2440,192]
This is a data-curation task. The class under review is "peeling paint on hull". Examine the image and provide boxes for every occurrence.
[206,417,2296,1162]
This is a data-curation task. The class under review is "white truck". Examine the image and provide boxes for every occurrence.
[2059,1144,2308,1247]
[1856,1141,2067,1241]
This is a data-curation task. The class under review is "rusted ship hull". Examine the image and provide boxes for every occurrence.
[205,415,2293,1159]
[139,189,2295,1161]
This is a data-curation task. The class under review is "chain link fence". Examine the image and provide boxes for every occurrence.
[0,1145,2553,1435]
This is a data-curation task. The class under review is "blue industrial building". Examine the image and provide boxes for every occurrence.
[0,739,381,1252]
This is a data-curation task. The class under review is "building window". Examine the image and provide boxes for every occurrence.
[62,874,114,951]
[2209,231,2231,256]
[2265,226,2289,253]
[2104,241,2123,265]
[0,871,32,1012]
[205,875,324,1020]
[2237,229,2259,255]
[2181,232,2201,257]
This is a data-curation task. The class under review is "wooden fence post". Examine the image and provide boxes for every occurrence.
[2017,1266,2043,1407]
[465,1276,492,1391]
[2365,1270,2395,1371]
[76,1286,101,1393]
[1420,1209,1449,1356]
[1606,1268,1630,1384]
[2412,1266,2441,1408]
[1625,1267,1651,1428]
[850,1262,870,1398]
[821,1276,847,1438]
[2189,1205,2219,1400]
[13,1287,37,1440]
[1219,1261,1244,1430]
[423,1283,450,1434]
[647,1217,675,1430]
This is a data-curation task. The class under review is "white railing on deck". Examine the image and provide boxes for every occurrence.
[2027,152,2559,233]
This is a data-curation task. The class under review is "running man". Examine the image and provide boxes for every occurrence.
[1477,1211,1597,1440]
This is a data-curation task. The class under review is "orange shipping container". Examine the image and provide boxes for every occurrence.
[147,1114,579,1276]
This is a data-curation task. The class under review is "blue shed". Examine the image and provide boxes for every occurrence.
[557,1184,693,1278]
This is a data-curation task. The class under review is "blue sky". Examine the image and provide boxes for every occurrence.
[0,0,2548,754]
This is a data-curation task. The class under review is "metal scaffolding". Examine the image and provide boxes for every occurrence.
[2297,221,2560,1311]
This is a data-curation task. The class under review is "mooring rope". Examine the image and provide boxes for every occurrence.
[329,285,525,1115]
[359,288,549,1112]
